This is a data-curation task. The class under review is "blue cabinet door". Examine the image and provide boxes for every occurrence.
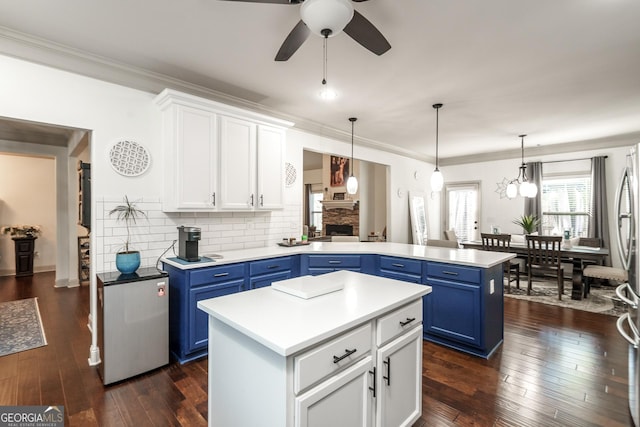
[250,270,292,289]
[423,278,482,347]
[188,279,244,354]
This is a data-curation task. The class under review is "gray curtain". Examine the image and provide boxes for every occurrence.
[589,156,611,266]
[524,161,543,233]
[303,184,312,227]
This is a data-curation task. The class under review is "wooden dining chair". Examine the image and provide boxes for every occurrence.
[481,233,520,293]
[525,235,564,300]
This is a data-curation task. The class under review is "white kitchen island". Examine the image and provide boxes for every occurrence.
[197,270,432,427]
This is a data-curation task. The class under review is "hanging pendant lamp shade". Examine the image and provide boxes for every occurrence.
[431,103,444,192]
[346,117,358,195]
[507,134,537,199]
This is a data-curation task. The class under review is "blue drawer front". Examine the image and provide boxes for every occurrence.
[189,263,245,287]
[379,256,422,276]
[307,255,361,268]
[426,262,480,283]
[249,256,294,276]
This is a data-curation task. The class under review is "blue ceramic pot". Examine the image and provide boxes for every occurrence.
[115,251,140,274]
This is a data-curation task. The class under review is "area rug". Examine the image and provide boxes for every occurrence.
[0,298,47,357]
[504,278,627,317]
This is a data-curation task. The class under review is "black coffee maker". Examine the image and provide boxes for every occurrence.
[177,226,201,262]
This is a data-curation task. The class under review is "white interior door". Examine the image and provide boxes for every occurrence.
[444,182,481,242]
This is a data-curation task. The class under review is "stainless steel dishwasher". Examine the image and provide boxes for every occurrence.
[97,267,169,385]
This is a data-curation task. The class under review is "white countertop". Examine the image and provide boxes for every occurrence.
[163,241,514,270]
[197,270,432,356]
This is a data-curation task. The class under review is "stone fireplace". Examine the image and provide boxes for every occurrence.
[323,204,359,237]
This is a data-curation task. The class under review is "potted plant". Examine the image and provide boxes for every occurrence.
[109,196,147,274]
[512,214,541,235]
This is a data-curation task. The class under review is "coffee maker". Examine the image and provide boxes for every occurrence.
[177,226,201,262]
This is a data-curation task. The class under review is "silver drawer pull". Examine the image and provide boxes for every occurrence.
[328,260,342,264]
[442,270,459,276]
[213,272,229,278]
[399,317,416,327]
[391,263,405,268]
[333,348,357,363]
[267,265,280,270]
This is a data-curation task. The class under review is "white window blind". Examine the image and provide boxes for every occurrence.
[541,175,591,237]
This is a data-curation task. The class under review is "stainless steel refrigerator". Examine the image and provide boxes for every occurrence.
[97,268,169,385]
[615,146,640,426]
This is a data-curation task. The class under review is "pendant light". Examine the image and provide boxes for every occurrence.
[346,117,358,195]
[506,134,538,199]
[430,103,444,192]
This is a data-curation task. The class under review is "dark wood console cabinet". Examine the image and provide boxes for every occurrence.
[12,236,36,277]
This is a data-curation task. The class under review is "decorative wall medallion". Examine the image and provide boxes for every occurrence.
[285,162,297,187]
[109,140,151,177]
[495,177,510,199]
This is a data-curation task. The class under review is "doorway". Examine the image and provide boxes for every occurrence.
[444,181,481,243]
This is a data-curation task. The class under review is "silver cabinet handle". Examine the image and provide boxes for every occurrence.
[391,263,405,268]
[328,260,342,264]
[442,270,459,276]
[213,272,229,278]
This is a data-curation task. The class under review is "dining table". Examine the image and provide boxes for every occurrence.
[460,240,610,300]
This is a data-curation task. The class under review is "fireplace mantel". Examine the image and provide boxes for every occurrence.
[320,200,358,210]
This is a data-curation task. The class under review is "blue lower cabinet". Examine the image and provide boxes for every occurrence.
[189,280,244,353]
[378,255,423,283]
[423,261,504,358]
[250,270,293,288]
[300,254,375,275]
[164,262,246,364]
[248,256,298,289]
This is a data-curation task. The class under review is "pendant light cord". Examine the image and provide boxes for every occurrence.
[349,117,357,176]
[322,34,328,85]
[435,107,439,170]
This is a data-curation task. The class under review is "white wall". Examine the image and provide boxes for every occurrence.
[0,154,56,274]
[443,145,631,267]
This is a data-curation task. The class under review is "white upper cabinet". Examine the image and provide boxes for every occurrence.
[219,115,257,210]
[257,126,286,210]
[154,89,293,212]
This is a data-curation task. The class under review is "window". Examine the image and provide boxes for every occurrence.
[309,191,323,232]
[541,174,591,237]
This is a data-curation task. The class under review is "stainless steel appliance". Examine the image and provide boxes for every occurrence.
[177,226,201,262]
[615,146,640,426]
[97,268,169,385]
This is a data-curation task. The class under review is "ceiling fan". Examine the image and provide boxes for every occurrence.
[221,0,391,61]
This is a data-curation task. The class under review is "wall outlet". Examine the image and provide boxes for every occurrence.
[490,279,495,294]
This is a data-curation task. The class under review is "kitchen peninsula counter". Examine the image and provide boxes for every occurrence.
[162,241,514,270]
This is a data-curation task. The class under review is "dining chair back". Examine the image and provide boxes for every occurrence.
[481,233,520,293]
[525,235,564,300]
[444,230,459,241]
[426,239,459,248]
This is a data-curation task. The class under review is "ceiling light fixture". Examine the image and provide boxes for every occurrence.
[506,134,538,199]
[430,103,444,192]
[300,0,354,38]
[346,117,358,195]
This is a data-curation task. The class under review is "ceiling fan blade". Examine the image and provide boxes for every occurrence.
[275,20,310,61]
[220,0,299,4]
[343,10,391,56]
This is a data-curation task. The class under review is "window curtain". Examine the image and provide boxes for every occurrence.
[589,156,611,266]
[303,184,312,227]
[524,161,543,232]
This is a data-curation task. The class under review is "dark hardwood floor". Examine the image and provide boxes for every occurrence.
[0,272,633,426]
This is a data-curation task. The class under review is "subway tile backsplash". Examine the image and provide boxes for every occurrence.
[95,196,301,273]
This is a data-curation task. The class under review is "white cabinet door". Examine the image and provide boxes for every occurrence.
[173,106,217,210]
[257,125,285,209]
[219,115,257,210]
[376,325,422,427]
[295,356,373,427]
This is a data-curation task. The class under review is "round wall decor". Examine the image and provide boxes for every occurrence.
[109,139,151,177]
[285,162,297,187]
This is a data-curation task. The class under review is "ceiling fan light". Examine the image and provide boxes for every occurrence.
[319,85,338,100]
[300,0,354,37]
[346,175,358,194]
[431,169,444,192]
